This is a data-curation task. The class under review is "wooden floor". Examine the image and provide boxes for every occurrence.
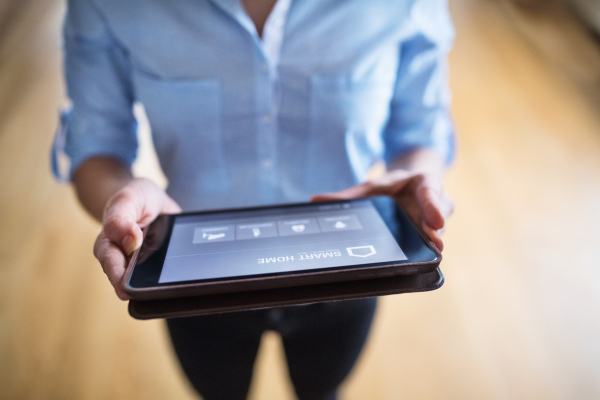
[1,0,600,399]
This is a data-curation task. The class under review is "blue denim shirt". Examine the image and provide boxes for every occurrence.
[54,0,455,211]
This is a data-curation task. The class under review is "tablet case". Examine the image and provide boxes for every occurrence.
[128,267,444,320]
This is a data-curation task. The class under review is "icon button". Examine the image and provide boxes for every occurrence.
[291,224,305,233]
[193,226,235,243]
[318,214,362,232]
[236,222,278,240]
[278,218,320,236]
[346,245,376,258]
[204,232,225,240]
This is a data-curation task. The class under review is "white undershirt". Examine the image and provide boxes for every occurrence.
[254,0,291,129]
[261,0,291,81]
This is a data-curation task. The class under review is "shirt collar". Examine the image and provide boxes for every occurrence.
[207,0,258,38]
[208,0,291,70]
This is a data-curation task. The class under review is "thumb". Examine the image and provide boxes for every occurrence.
[102,188,146,256]
[102,179,182,255]
[162,195,182,214]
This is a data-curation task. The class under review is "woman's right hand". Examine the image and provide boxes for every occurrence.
[93,178,181,300]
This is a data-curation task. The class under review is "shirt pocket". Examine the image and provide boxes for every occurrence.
[306,75,393,191]
[131,71,230,194]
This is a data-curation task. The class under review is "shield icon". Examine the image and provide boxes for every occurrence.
[346,245,376,258]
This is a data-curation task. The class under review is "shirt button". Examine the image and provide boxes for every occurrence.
[261,62,269,73]
[261,114,272,123]
[261,159,273,168]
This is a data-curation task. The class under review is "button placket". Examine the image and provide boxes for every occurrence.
[255,54,279,201]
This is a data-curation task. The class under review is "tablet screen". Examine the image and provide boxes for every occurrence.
[159,199,407,283]
[129,197,438,288]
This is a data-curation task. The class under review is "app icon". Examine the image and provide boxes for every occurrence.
[346,245,376,257]
[278,219,320,236]
[334,221,347,229]
[291,224,305,233]
[236,222,277,240]
[318,214,362,232]
[203,232,226,241]
[193,226,235,243]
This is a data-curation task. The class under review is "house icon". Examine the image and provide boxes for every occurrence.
[346,245,376,258]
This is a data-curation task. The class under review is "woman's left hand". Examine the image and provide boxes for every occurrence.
[311,169,453,252]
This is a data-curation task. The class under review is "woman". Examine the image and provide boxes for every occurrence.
[53,0,455,399]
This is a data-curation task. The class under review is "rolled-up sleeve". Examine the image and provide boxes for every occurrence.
[383,0,455,166]
[54,0,137,180]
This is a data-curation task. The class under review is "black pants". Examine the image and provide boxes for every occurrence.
[167,298,377,400]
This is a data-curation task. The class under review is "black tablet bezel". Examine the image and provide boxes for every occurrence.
[123,196,441,299]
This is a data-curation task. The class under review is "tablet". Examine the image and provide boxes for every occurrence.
[122,196,441,300]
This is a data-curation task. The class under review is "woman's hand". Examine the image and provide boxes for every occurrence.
[311,151,453,251]
[92,178,181,300]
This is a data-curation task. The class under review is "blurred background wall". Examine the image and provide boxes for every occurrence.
[1,0,600,399]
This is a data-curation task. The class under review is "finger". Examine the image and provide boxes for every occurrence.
[311,169,419,202]
[369,169,414,194]
[311,181,381,202]
[422,223,444,252]
[439,192,455,219]
[94,233,131,300]
[434,195,454,237]
[163,195,182,214]
[414,178,445,231]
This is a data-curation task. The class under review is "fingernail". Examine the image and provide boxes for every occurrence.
[122,235,138,255]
